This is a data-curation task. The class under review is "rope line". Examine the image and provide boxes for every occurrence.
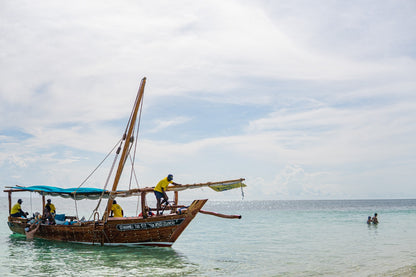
[75,80,145,220]
[89,143,122,221]
[129,92,144,190]
[71,138,122,220]
[76,138,123,190]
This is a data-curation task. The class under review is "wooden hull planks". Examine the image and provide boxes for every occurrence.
[8,199,207,246]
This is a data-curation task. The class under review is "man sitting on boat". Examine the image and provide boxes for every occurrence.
[11,199,28,218]
[110,200,124,217]
[45,199,56,215]
[43,205,55,225]
[154,174,182,215]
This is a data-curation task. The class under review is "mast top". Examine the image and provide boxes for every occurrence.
[103,77,147,222]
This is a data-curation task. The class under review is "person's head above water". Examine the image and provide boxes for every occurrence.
[167,174,173,181]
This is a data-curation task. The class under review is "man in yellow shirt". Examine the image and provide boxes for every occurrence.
[110,200,124,217]
[11,199,28,218]
[154,174,181,215]
[43,199,56,224]
[45,199,56,215]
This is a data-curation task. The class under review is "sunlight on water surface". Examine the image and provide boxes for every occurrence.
[1,198,416,276]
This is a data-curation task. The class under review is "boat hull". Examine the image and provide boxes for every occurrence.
[8,199,207,247]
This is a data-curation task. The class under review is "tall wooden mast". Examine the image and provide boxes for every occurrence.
[103,77,146,222]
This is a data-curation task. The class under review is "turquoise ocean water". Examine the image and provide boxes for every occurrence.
[1,197,415,276]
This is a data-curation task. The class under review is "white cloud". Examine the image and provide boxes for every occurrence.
[148,117,191,133]
[1,0,415,200]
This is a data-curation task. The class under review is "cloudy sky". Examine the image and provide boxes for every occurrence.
[1,0,415,201]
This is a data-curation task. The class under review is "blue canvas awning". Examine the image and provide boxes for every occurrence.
[5,185,111,200]
[4,178,246,200]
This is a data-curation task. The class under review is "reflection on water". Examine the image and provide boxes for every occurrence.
[5,234,199,276]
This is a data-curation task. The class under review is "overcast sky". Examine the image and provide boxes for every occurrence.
[1,0,415,201]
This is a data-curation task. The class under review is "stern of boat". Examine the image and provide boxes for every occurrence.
[7,216,28,235]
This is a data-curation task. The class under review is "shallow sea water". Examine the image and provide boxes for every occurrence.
[1,198,415,276]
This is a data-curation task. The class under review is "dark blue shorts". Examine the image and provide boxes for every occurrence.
[11,212,26,218]
[154,191,165,200]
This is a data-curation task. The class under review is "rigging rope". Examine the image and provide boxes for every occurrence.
[76,138,123,190]
[89,141,123,221]
[76,81,146,220]
[129,92,144,190]
[241,183,245,200]
[129,92,145,215]
[128,155,141,188]
[88,88,144,219]
[72,138,123,220]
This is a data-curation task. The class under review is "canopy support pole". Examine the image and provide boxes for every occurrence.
[42,195,45,217]
[141,192,147,218]
[8,191,11,214]
[174,191,179,213]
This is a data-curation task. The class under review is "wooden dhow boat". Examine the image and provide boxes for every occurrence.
[4,77,246,247]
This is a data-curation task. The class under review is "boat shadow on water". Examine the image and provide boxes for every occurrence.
[6,234,199,276]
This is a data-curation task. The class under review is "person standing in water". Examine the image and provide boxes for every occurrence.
[372,213,379,224]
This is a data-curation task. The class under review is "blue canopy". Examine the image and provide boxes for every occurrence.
[7,185,110,200]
